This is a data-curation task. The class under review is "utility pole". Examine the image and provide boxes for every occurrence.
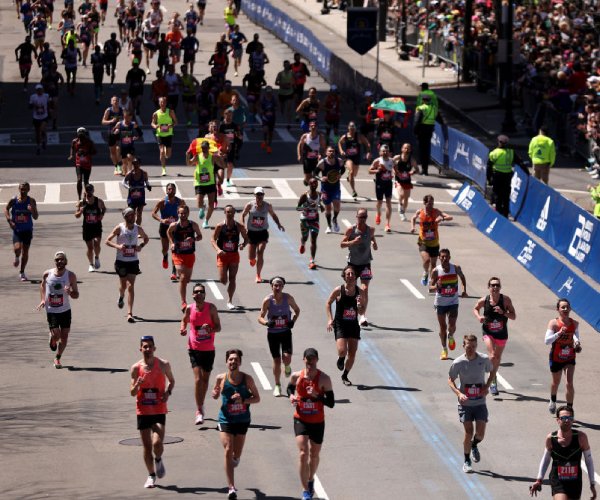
[501,0,516,132]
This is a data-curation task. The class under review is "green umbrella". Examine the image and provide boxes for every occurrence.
[371,97,407,114]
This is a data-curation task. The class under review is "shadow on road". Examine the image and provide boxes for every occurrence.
[66,366,128,373]
[356,384,421,392]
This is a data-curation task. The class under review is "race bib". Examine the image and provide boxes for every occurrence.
[48,294,64,308]
[178,240,192,250]
[227,402,245,415]
[273,316,288,328]
[121,136,132,144]
[130,189,142,198]
[464,384,482,399]
[194,326,211,342]
[252,216,265,228]
[440,284,458,296]
[199,172,210,182]
[78,155,92,168]
[223,241,236,251]
[360,267,372,280]
[424,229,436,241]
[123,245,137,257]
[141,388,159,405]
[298,400,317,415]
[15,213,30,223]
[486,319,504,332]
[306,209,318,220]
[342,308,357,320]
[306,151,318,159]
[346,147,357,156]
[398,171,410,180]
[558,346,574,361]
[557,464,578,481]
[380,170,392,181]
[85,213,98,224]
[381,131,391,140]
[326,170,340,183]
[160,124,170,132]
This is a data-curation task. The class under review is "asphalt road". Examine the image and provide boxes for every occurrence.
[1,1,600,500]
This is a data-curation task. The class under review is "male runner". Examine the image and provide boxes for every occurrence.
[151,96,177,177]
[74,184,106,272]
[296,178,324,270]
[151,183,185,280]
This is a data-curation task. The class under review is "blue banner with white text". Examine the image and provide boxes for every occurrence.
[454,183,600,332]
[431,122,444,166]
[446,127,488,189]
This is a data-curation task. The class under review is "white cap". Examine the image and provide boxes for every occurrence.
[35,84,44,90]
[54,250,67,260]
[254,186,265,195]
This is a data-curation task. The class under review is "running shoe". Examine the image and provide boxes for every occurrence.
[336,356,345,371]
[359,315,369,327]
[440,348,448,360]
[228,487,237,500]
[198,207,205,219]
[299,244,305,254]
[217,184,223,196]
[195,409,204,425]
[549,400,557,415]
[226,179,233,187]
[325,226,332,234]
[284,364,291,377]
[307,479,315,497]
[181,301,187,313]
[162,256,168,269]
[399,212,407,222]
[273,384,281,397]
[88,264,95,272]
[375,213,381,225]
[54,358,62,369]
[333,221,340,233]
[13,256,19,267]
[161,167,167,177]
[249,258,256,267]
[19,273,27,282]
[49,335,57,352]
[341,373,352,386]
[227,302,236,310]
[448,335,456,351]
[384,224,391,233]
[308,260,317,270]
[421,272,428,286]
[462,459,473,473]
[471,445,481,463]
[118,296,124,309]
[255,275,262,283]
[266,146,272,154]
[302,491,312,500]
[490,383,499,396]
[202,220,209,229]
[144,475,156,488]
[155,458,165,478]
[94,256,101,269]
[127,314,135,323]
[170,273,178,282]
[351,191,358,198]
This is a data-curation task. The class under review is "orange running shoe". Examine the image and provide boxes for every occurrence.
[375,214,381,225]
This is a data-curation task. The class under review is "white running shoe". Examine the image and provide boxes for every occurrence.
[195,409,204,425]
[144,475,156,488]
[227,302,236,310]
[88,264,95,272]
[19,273,27,282]
[549,400,557,414]
[325,226,332,234]
[273,384,281,397]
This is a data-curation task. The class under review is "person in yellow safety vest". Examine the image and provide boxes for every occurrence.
[413,93,443,176]
[186,140,223,229]
[416,82,439,117]
[151,96,177,177]
[486,135,525,218]
[588,183,600,219]
[528,126,556,185]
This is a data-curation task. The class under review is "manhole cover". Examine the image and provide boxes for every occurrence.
[119,436,184,446]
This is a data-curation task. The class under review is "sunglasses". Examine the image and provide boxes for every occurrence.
[489,283,501,288]
[558,416,574,422]
[193,290,205,294]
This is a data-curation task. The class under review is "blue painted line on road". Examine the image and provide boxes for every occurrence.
[271,226,494,498]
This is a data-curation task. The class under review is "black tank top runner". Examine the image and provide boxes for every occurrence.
[549,430,583,489]
[334,284,360,336]
[216,222,240,253]
[82,197,102,228]
[173,221,196,254]
[482,294,508,340]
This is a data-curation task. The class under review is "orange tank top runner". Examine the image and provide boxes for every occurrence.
[550,318,577,364]
[419,209,440,246]
[293,370,325,424]
[135,361,167,415]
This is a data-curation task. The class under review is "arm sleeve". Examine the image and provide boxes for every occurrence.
[573,327,580,343]
[545,329,559,345]
[584,449,595,484]
[320,390,335,408]
[286,382,296,397]
[537,448,551,480]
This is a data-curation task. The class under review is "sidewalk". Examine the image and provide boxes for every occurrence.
[273,0,593,194]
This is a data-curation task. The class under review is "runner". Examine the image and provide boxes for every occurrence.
[211,205,249,310]
[151,183,185,280]
[296,178,324,270]
[103,32,121,86]
[338,121,371,199]
[196,0,206,25]
[324,85,341,144]
[167,205,202,311]
[74,184,106,272]
[291,52,310,110]
[186,139,223,229]
[296,87,320,133]
[105,207,150,323]
[259,86,277,154]
[340,208,377,326]
[113,110,142,176]
[258,277,301,396]
[410,194,453,286]
[529,406,596,499]
[241,186,285,283]
[297,121,326,186]
[30,83,50,155]
[229,24,247,77]
[545,298,582,414]
[287,348,335,500]
[15,35,37,91]
[36,251,79,368]
[180,64,199,125]
[211,349,261,500]
[275,59,294,126]
[429,248,467,361]
[204,120,229,197]
[374,111,398,154]
[314,145,344,233]
[123,157,152,225]
[90,45,105,104]
[180,283,221,425]
[141,17,159,74]
[125,58,146,116]
[448,334,495,474]
[219,109,242,187]
[101,96,124,175]
[472,277,516,396]
[368,144,394,232]
[130,335,174,489]
[151,96,177,177]
[5,182,39,281]
[392,142,418,221]
[326,265,366,386]
[60,37,81,96]
[68,127,97,200]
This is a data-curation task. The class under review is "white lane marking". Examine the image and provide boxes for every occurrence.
[222,185,240,199]
[447,182,463,189]
[275,127,296,142]
[313,476,330,500]
[342,219,352,228]
[446,189,458,198]
[557,188,589,195]
[250,362,272,391]
[581,462,600,485]
[339,181,355,200]
[46,131,59,145]
[400,279,425,299]
[44,183,61,204]
[496,373,514,391]
[271,179,297,199]
[104,181,124,201]
[89,130,105,144]
[206,280,224,300]
[142,129,156,143]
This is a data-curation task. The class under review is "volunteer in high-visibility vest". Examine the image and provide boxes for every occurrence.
[413,93,443,176]
[487,135,523,218]
[588,183,600,219]
[528,126,556,185]
[416,82,439,117]
[151,96,177,177]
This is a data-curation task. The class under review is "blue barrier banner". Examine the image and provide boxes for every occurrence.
[241,0,331,80]
[514,175,600,284]
[447,127,488,189]
[431,122,444,166]
[454,182,600,332]
[509,165,529,219]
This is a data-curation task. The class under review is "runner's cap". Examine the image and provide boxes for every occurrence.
[122,207,135,217]
[254,186,265,195]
